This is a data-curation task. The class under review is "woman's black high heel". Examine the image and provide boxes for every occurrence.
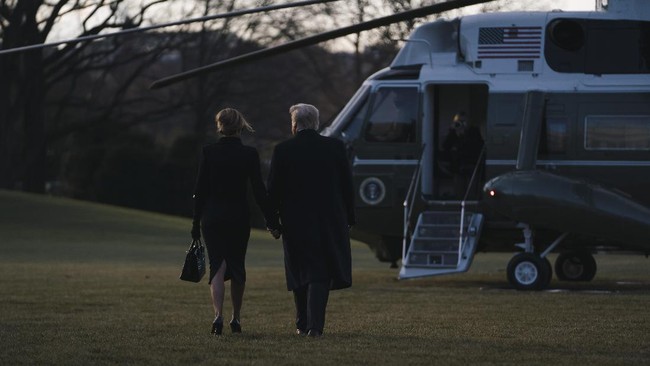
[211,317,223,335]
[230,318,241,333]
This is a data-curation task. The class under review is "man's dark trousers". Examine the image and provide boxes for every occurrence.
[293,281,329,333]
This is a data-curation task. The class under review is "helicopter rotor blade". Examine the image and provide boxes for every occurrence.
[0,0,341,56]
[150,0,495,89]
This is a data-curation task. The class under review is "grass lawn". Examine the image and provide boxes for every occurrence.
[1,190,649,365]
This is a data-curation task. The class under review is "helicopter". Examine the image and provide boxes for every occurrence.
[149,0,650,291]
[150,0,650,290]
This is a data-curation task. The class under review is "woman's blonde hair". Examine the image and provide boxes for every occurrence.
[215,108,254,136]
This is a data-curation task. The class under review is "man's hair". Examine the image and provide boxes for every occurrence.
[290,103,319,130]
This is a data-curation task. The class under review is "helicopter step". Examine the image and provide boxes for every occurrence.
[399,211,484,279]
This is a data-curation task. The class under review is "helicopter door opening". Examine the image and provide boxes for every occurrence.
[422,84,488,201]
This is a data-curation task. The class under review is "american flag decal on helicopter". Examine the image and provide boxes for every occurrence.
[477,26,542,59]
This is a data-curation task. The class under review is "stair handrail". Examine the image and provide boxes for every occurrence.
[458,146,487,263]
[402,144,426,261]
[461,145,487,203]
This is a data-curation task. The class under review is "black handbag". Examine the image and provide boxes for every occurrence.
[180,239,206,282]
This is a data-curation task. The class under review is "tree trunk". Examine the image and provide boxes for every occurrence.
[0,48,17,189]
[0,0,47,193]
[21,47,46,193]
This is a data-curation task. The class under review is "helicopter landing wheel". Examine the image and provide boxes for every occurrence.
[507,253,552,291]
[555,251,597,282]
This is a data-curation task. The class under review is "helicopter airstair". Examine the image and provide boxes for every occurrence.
[399,144,485,279]
[399,210,483,279]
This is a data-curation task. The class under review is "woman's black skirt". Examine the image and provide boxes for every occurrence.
[201,220,250,284]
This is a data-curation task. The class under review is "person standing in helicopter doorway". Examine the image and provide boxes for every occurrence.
[443,111,484,199]
[267,103,356,337]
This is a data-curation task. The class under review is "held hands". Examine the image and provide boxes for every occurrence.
[267,227,282,240]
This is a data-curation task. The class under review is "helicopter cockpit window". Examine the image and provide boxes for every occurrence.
[585,116,650,150]
[340,94,369,141]
[326,85,369,138]
[364,87,418,143]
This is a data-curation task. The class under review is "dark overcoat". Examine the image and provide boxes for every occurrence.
[267,129,356,291]
[193,137,279,283]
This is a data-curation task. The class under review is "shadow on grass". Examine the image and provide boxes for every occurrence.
[391,275,650,293]
[478,280,650,293]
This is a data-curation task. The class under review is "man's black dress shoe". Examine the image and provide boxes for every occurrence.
[211,317,223,335]
[296,329,308,336]
[230,319,242,333]
[307,329,322,337]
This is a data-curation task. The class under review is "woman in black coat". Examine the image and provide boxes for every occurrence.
[192,108,279,335]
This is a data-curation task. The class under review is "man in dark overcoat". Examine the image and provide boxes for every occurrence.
[267,103,356,337]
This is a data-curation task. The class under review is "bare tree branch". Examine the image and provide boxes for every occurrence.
[41,0,70,37]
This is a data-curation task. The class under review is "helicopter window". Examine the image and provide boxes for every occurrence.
[585,116,650,150]
[341,95,369,140]
[540,117,568,154]
[326,85,369,134]
[364,87,418,143]
[548,19,585,52]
